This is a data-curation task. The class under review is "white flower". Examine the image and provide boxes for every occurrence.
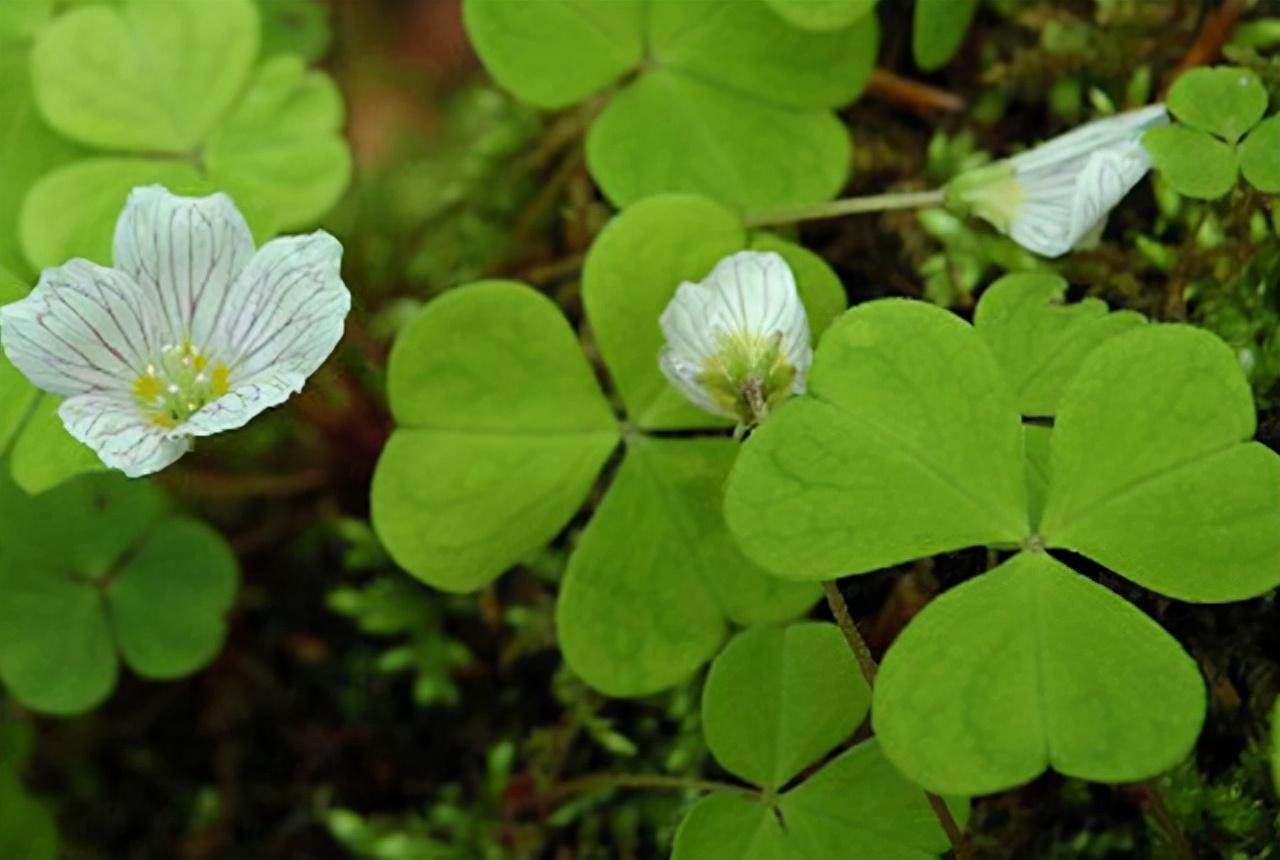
[0,186,350,478]
[946,104,1169,257]
[659,250,811,426]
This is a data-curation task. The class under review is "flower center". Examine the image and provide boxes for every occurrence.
[133,342,231,429]
[698,330,797,425]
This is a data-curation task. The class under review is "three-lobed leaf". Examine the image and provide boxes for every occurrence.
[1143,124,1239,200]
[1240,115,1280,193]
[1165,66,1268,144]
[763,0,877,31]
[912,0,978,71]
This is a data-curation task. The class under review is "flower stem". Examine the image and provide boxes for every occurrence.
[822,580,973,860]
[743,189,946,229]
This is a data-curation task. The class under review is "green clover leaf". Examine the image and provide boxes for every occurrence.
[872,551,1205,795]
[762,0,877,32]
[725,294,1280,794]
[0,473,238,715]
[672,622,963,860]
[912,0,978,71]
[1165,66,1268,145]
[974,272,1146,418]
[1143,124,1239,200]
[18,0,351,269]
[464,0,878,208]
[370,281,621,595]
[372,194,845,695]
[1240,115,1280,194]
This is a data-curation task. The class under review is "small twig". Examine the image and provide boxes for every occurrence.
[867,68,966,114]
[1164,0,1248,93]
[160,467,330,500]
[823,580,973,860]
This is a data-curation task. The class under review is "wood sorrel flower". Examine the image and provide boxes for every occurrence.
[945,104,1169,257]
[659,250,811,427]
[0,186,350,477]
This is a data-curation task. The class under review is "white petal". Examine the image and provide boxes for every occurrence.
[211,232,350,382]
[702,251,803,340]
[178,372,303,437]
[112,185,255,346]
[59,394,189,478]
[659,280,720,368]
[0,261,162,396]
[658,347,733,418]
[1010,104,1168,174]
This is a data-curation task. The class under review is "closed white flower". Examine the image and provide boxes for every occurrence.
[0,186,350,478]
[946,104,1169,257]
[659,250,811,426]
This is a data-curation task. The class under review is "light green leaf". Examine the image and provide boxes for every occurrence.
[974,272,1146,417]
[912,0,977,71]
[725,300,1029,580]
[0,273,39,455]
[1041,325,1280,602]
[108,518,239,679]
[9,394,104,494]
[31,0,259,151]
[1024,424,1052,532]
[586,70,851,210]
[256,0,331,62]
[582,194,846,431]
[649,0,878,110]
[0,49,82,277]
[1240,114,1280,194]
[0,564,118,715]
[873,551,1205,795]
[371,282,619,593]
[0,471,167,580]
[557,437,819,697]
[702,622,870,789]
[763,0,878,31]
[19,157,207,268]
[204,55,351,232]
[673,741,961,860]
[1166,66,1268,144]
[462,0,644,109]
[0,766,58,860]
[0,0,54,45]
[1143,125,1239,200]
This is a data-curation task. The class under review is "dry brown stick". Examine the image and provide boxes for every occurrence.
[866,68,966,114]
[1164,0,1248,93]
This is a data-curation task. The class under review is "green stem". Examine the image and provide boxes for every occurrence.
[822,580,973,860]
[743,189,946,229]
[543,772,759,807]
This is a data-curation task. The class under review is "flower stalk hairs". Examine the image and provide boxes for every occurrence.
[944,104,1169,257]
[0,186,351,477]
[659,250,811,430]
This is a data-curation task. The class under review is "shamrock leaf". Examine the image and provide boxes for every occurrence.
[1143,125,1239,200]
[464,0,877,208]
[372,194,843,695]
[672,622,963,860]
[1165,66,1267,145]
[370,281,621,594]
[1144,67,1270,199]
[0,472,238,715]
[255,0,332,62]
[725,300,1029,578]
[18,0,350,268]
[873,551,1204,795]
[556,439,820,697]
[913,0,978,71]
[726,298,1280,794]
[1240,115,1280,194]
[763,0,878,32]
[974,272,1145,417]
